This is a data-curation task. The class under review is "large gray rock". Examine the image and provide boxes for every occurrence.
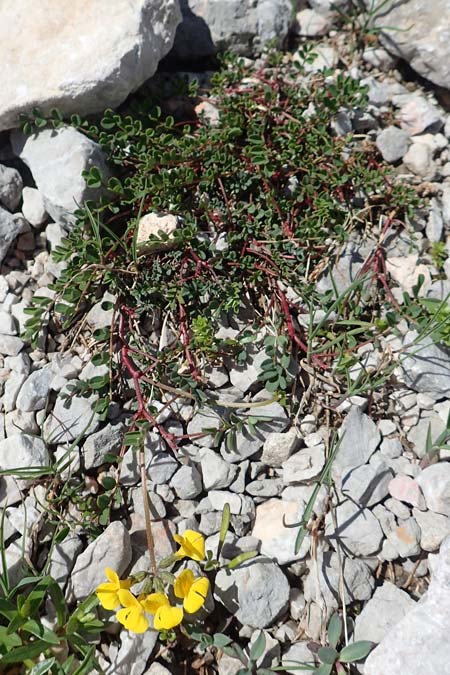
[215,557,289,628]
[11,126,110,226]
[0,0,181,132]
[369,0,450,91]
[353,582,416,644]
[68,521,131,600]
[365,536,450,675]
[106,631,158,675]
[170,0,292,59]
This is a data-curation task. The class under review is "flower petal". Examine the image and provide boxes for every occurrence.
[154,604,183,631]
[96,583,120,610]
[174,530,205,561]
[184,577,209,614]
[118,589,140,608]
[105,567,119,585]
[141,592,169,615]
[174,569,195,599]
[116,606,149,633]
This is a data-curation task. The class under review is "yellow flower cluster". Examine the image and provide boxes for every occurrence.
[95,530,209,633]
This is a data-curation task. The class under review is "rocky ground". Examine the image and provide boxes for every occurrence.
[2,1,450,674]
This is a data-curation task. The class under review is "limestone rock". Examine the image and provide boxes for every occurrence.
[0,0,181,131]
[353,582,416,644]
[0,164,23,211]
[68,521,131,600]
[136,212,180,253]
[215,557,289,628]
[0,434,50,475]
[332,407,381,485]
[325,499,384,557]
[399,331,450,400]
[170,0,292,59]
[365,536,450,675]
[251,498,310,564]
[370,0,450,91]
[11,126,110,226]
[0,207,24,264]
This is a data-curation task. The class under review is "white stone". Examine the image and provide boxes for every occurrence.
[386,254,431,296]
[403,143,435,177]
[11,126,110,226]
[342,461,393,507]
[281,642,316,675]
[0,434,50,476]
[171,464,202,499]
[281,445,325,484]
[136,212,180,253]
[353,582,416,644]
[21,187,47,227]
[413,508,450,551]
[0,0,181,132]
[68,521,131,600]
[0,165,22,212]
[325,499,384,557]
[400,331,450,401]
[416,463,450,516]
[304,551,374,612]
[199,448,237,490]
[0,207,23,265]
[106,629,158,675]
[371,0,450,91]
[295,8,331,36]
[376,126,409,163]
[261,428,301,466]
[332,407,380,485]
[43,388,100,443]
[48,533,83,588]
[215,558,289,628]
[389,475,426,510]
[252,498,310,564]
[16,365,53,412]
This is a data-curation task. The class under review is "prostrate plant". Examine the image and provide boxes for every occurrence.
[22,50,415,436]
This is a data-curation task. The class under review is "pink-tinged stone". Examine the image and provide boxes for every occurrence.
[389,474,426,510]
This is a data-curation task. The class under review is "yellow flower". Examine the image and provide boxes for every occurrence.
[174,569,209,614]
[116,590,149,633]
[141,592,183,631]
[173,530,205,561]
[95,567,132,610]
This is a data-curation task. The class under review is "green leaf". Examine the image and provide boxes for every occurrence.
[100,475,116,491]
[0,638,49,664]
[217,502,230,559]
[317,646,338,665]
[250,630,266,663]
[21,618,60,645]
[227,550,258,569]
[0,625,21,650]
[29,658,56,675]
[327,613,342,649]
[213,633,232,648]
[339,641,373,663]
